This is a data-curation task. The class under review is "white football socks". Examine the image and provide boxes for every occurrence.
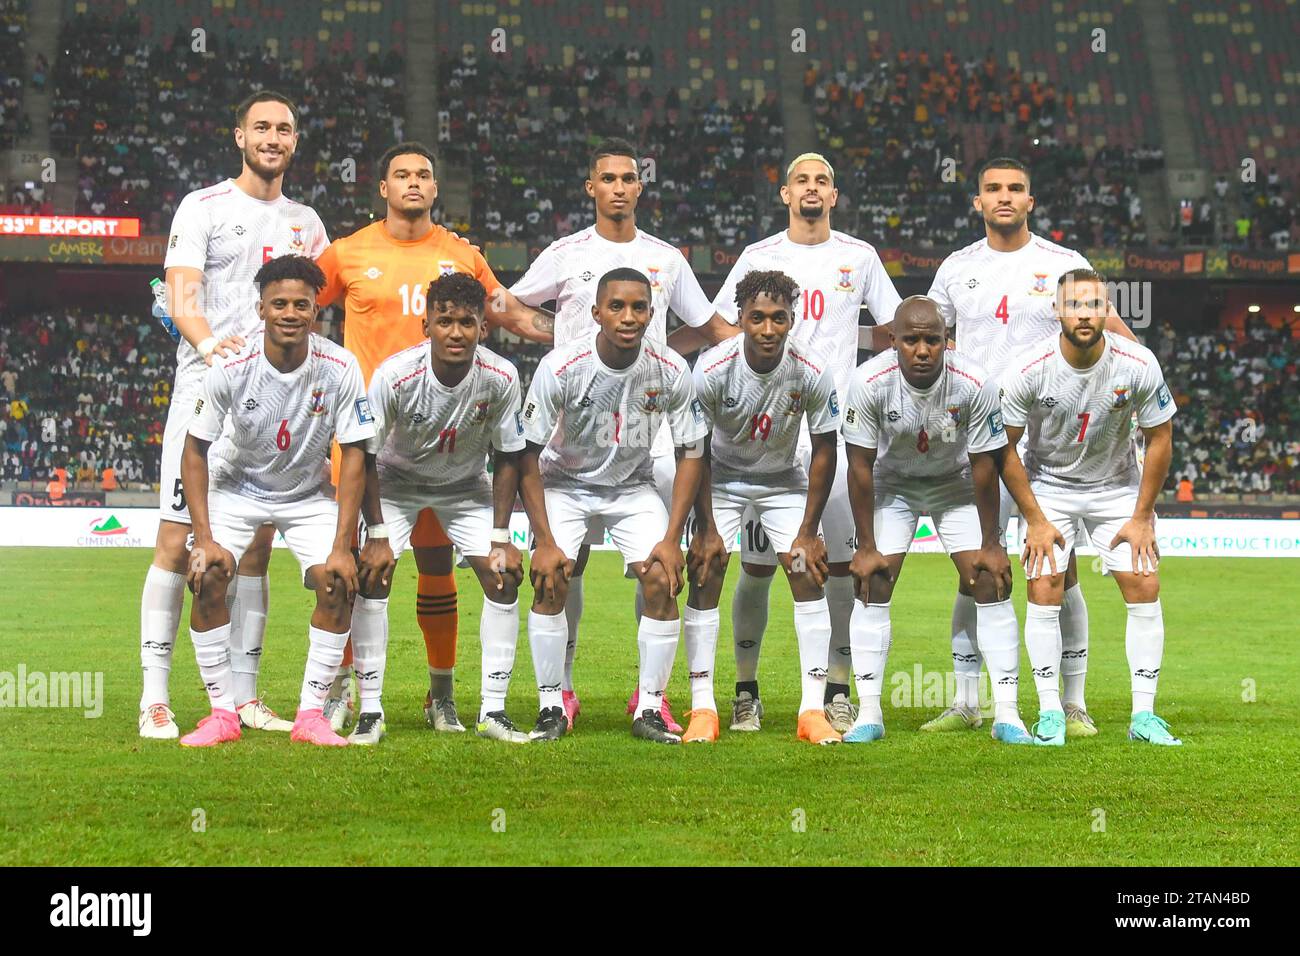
[351,597,389,718]
[824,574,856,690]
[189,623,235,713]
[228,573,269,707]
[637,615,680,718]
[562,576,583,692]
[850,601,892,727]
[479,597,520,721]
[976,599,1023,728]
[732,567,772,684]
[1024,602,1064,713]
[300,626,349,713]
[140,565,184,709]
[1126,600,1165,715]
[683,604,720,713]
[1060,583,1090,711]
[528,608,566,711]
[950,592,982,709]
[793,597,833,714]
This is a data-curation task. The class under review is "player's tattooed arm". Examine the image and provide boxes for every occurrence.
[995,427,1065,578]
[1111,420,1172,575]
[181,434,233,593]
[165,266,245,363]
[845,443,890,601]
[485,288,555,344]
[968,451,1013,600]
[358,452,395,597]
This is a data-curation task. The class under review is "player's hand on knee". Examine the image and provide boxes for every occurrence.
[789,533,828,588]
[849,546,891,601]
[529,542,568,604]
[187,539,233,596]
[643,539,685,597]
[358,538,396,595]
[323,546,359,601]
[1111,516,1158,576]
[687,527,727,588]
[971,545,1013,601]
[1021,518,1065,579]
[489,542,524,592]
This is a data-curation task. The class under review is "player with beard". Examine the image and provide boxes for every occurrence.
[923,158,1137,737]
[668,153,902,736]
[139,91,329,740]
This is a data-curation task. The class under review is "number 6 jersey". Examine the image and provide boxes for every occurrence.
[190,331,375,503]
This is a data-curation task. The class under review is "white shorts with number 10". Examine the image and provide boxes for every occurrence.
[712,470,808,556]
[739,436,855,564]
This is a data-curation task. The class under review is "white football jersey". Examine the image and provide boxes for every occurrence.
[693,336,839,480]
[927,233,1091,380]
[190,332,373,503]
[711,229,902,398]
[367,343,525,493]
[842,350,1007,486]
[521,331,708,487]
[1000,332,1175,493]
[165,179,329,392]
[510,225,713,346]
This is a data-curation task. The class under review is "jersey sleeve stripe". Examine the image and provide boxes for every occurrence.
[392,364,426,389]
[312,350,348,368]
[1109,346,1149,366]
[703,350,740,375]
[947,365,983,387]
[788,348,823,374]
[474,356,514,382]
[643,345,681,373]
[864,363,899,384]
[222,350,261,370]
[1019,350,1055,373]
[554,349,593,376]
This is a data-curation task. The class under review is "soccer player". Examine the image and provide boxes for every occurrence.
[178,256,374,748]
[316,141,553,734]
[141,90,329,739]
[841,297,1062,743]
[923,156,1138,735]
[519,267,708,744]
[685,270,843,744]
[1001,269,1181,746]
[670,152,902,734]
[354,273,553,744]
[509,137,724,732]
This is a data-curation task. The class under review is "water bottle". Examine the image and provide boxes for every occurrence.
[150,277,181,342]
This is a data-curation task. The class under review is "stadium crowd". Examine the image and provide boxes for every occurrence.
[1179,167,1299,251]
[0,0,30,148]
[807,48,1158,250]
[1,304,1294,499]
[49,13,404,234]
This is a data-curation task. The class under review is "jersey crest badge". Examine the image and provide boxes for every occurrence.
[289,225,306,254]
[946,404,962,426]
[438,260,458,277]
[469,400,490,424]
[836,266,853,291]
[786,391,803,416]
[1112,384,1131,409]
[1030,273,1051,295]
[646,266,662,289]
[642,388,661,413]
[309,388,327,416]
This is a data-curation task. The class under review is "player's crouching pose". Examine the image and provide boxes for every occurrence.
[841,297,1064,744]
[355,273,556,744]
[520,267,708,744]
[685,270,843,745]
[179,255,375,748]
[1001,269,1181,746]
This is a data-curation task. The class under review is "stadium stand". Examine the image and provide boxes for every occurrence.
[0,0,31,148]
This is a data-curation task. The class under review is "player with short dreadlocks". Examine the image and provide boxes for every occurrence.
[682,269,844,744]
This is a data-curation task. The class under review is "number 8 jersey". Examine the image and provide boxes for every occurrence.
[190,331,375,503]
[999,332,1176,493]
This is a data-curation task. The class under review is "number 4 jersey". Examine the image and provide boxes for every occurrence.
[1000,331,1176,494]
[190,331,375,503]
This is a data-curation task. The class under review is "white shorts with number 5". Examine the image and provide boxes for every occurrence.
[159,385,201,524]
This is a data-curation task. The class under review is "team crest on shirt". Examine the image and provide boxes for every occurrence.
[1030,273,1051,295]
[1111,384,1132,409]
[946,404,962,426]
[289,225,306,254]
[469,400,491,424]
[835,266,853,291]
[438,260,458,277]
[308,387,327,416]
[786,391,803,416]
[642,388,661,413]
[646,266,662,289]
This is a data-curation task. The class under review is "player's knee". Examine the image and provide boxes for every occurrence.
[154,524,191,574]
[639,563,673,606]
[1125,575,1160,604]
[969,575,1005,604]
[314,588,351,627]
[195,567,230,610]
[740,561,777,578]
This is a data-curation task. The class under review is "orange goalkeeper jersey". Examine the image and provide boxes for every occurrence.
[317,220,504,385]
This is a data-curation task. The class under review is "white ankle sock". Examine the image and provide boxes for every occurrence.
[1060,583,1090,710]
[637,615,680,718]
[793,597,833,714]
[850,601,891,726]
[528,608,566,711]
[228,573,269,707]
[190,623,235,713]
[950,592,982,709]
[300,626,349,712]
[683,604,719,713]
[1126,600,1165,715]
[140,565,184,709]
[976,599,1023,727]
[352,597,389,717]
[480,597,519,720]
[1024,602,1064,713]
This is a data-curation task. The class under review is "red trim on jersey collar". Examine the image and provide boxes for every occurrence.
[643,345,680,373]
[864,363,899,384]
[222,350,261,370]
[1109,345,1148,366]
[474,355,514,382]
[555,349,593,376]
[197,187,235,203]
[703,348,740,375]
[1020,350,1055,374]
[788,347,823,374]
[947,364,983,387]
[312,350,348,368]
[392,364,427,389]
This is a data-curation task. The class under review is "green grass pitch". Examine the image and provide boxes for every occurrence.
[2,547,1296,866]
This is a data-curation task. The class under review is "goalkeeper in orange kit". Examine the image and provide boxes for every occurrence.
[317,141,553,732]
